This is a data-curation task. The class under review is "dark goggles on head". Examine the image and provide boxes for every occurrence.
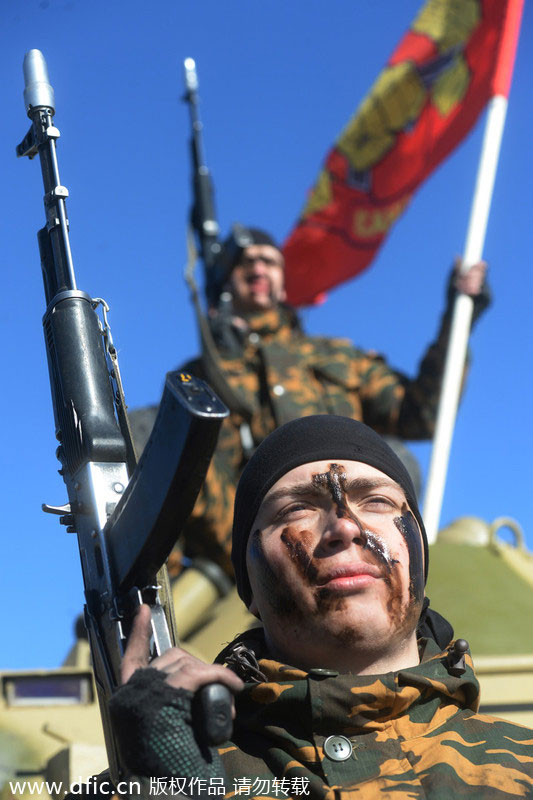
[236,252,284,269]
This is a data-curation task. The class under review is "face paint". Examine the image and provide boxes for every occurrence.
[362,530,398,574]
[254,524,365,656]
[280,527,318,582]
[313,463,348,517]
[249,528,299,616]
[313,464,398,572]
[311,464,418,631]
[251,465,421,645]
[280,525,352,614]
[394,509,424,605]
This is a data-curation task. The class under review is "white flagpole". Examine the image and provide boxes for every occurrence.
[423,94,509,544]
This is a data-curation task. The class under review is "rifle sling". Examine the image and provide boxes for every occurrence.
[197,303,253,422]
[185,227,254,423]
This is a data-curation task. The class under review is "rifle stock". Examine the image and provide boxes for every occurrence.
[18,49,231,782]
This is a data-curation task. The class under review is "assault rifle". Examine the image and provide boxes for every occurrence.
[183,58,255,431]
[17,50,232,782]
[183,56,221,305]
[183,57,255,308]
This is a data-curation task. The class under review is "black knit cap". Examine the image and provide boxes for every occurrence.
[231,415,429,608]
[244,227,279,250]
[222,226,280,274]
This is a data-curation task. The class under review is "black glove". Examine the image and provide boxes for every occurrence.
[109,668,226,793]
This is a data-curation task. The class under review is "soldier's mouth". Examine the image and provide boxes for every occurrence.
[246,276,271,293]
[316,563,383,590]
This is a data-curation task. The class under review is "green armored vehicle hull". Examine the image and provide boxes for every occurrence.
[2,515,532,796]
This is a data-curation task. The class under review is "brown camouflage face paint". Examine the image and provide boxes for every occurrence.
[280,525,346,613]
[250,467,422,642]
[249,528,299,617]
[394,508,424,605]
[252,526,364,651]
[310,463,419,630]
[279,527,318,583]
[312,464,398,573]
[273,464,403,621]
[313,463,348,518]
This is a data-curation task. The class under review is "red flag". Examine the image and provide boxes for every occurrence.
[283,0,523,307]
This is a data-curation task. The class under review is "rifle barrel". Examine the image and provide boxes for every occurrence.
[183,58,220,282]
[21,50,77,296]
[184,57,199,94]
[23,49,55,114]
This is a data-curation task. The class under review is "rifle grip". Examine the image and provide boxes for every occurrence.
[193,682,233,746]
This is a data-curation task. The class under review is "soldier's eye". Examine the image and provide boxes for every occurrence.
[275,503,313,521]
[362,495,396,510]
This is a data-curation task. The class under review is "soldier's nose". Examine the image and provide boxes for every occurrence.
[249,261,268,276]
[320,512,366,551]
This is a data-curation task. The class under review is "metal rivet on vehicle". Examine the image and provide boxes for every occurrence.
[113,482,124,494]
[323,735,353,762]
[272,384,285,396]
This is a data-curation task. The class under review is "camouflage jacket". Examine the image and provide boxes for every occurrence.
[177,306,459,575]
[216,632,533,799]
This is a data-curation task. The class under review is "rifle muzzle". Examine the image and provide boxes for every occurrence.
[23,49,55,115]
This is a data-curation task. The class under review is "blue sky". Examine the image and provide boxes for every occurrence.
[1,0,531,669]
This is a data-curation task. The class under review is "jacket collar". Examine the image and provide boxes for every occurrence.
[220,629,480,737]
[236,306,300,344]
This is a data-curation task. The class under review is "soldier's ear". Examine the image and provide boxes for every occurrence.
[248,597,261,620]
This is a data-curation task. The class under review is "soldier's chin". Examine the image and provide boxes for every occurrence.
[325,598,403,637]
[247,292,276,310]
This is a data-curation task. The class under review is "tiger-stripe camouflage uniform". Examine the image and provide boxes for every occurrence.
[109,632,533,799]
[178,305,458,575]
[215,633,533,799]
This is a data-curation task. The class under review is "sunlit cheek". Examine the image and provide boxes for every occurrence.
[391,538,409,569]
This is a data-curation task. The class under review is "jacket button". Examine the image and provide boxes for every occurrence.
[248,332,260,344]
[308,668,339,679]
[273,384,285,396]
[323,735,353,761]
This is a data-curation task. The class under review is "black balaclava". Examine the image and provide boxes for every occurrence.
[231,415,453,648]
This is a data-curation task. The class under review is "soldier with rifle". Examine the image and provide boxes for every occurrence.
[17,51,524,796]
[164,59,490,581]
[16,49,234,784]
[110,415,533,797]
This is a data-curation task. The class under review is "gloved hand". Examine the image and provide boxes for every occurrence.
[445,258,491,327]
[109,605,243,789]
[110,668,224,789]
